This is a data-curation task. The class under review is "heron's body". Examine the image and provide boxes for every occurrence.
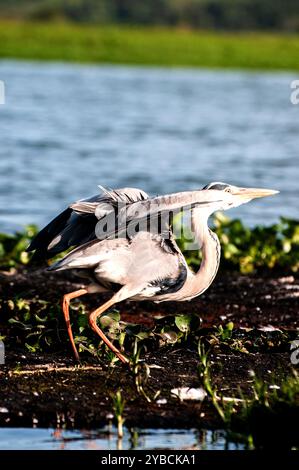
[70,232,189,302]
[27,183,278,363]
[48,209,220,303]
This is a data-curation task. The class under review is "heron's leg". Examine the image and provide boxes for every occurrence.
[89,298,129,364]
[62,288,88,361]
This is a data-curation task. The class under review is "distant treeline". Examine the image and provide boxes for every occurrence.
[0,0,299,31]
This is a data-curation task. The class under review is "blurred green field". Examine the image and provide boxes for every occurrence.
[0,21,299,70]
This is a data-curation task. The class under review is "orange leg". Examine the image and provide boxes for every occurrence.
[89,299,129,364]
[62,288,88,360]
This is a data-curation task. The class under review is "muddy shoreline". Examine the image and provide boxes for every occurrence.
[0,268,298,434]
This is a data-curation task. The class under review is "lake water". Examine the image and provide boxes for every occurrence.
[0,61,298,232]
[0,427,245,450]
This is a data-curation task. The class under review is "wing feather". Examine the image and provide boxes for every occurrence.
[27,186,149,260]
[104,190,222,239]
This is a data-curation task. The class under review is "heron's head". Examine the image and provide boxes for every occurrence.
[202,182,279,212]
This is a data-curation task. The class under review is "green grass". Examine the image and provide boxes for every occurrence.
[0,21,299,70]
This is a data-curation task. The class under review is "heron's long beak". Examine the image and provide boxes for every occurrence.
[232,187,279,200]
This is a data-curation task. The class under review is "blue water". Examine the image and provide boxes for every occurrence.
[0,60,298,232]
[0,427,244,450]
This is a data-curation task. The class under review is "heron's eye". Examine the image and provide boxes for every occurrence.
[224,187,232,193]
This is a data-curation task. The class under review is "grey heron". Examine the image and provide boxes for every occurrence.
[27,183,278,364]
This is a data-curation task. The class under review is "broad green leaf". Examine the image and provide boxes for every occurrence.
[175,314,191,333]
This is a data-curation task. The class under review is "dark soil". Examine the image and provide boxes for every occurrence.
[0,267,298,433]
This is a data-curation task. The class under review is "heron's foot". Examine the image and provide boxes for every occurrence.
[115,351,130,365]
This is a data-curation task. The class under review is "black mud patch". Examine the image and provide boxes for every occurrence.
[0,267,298,436]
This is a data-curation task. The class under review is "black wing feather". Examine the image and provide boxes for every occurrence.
[27,208,73,260]
[27,187,149,261]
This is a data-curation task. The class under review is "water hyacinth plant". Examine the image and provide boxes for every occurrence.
[177,214,299,273]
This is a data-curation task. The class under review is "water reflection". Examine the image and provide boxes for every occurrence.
[0,426,246,450]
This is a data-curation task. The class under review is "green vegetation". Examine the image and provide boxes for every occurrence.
[236,371,299,449]
[197,341,299,449]
[6,297,62,352]
[111,389,125,439]
[0,225,38,268]
[3,295,201,355]
[1,1,299,32]
[0,21,299,70]
[198,340,235,424]
[180,214,299,273]
[3,294,293,356]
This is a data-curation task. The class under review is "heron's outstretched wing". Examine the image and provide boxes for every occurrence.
[27,187,148,260]
[102,190,223,240]
[47,189,221,273]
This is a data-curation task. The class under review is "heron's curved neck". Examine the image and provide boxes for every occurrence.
[184,210,221,300]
